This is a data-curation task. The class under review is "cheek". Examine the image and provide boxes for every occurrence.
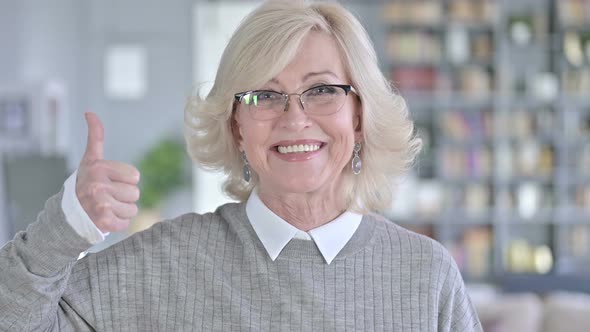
[239,120,275,167]
[323,117,357,162]
[329,112,357,143]
[237,113,271,147]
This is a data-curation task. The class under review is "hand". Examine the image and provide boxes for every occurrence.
[75,112,141,233]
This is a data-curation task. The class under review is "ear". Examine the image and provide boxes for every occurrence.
[353,101,363,142]
[231,110,244,150]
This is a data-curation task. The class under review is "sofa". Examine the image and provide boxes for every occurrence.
[471,289,590,332]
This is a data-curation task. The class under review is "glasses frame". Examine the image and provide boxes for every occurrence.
[233,84,357,119]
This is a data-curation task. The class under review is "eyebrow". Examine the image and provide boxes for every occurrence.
[269,70,340,85]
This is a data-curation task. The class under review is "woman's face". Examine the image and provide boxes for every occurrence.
[234,31,362,196]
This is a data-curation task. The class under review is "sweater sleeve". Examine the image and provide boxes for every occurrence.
[0,189,98,331]
[437,254,483,332]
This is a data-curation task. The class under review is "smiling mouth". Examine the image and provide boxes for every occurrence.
[272,143,325,154]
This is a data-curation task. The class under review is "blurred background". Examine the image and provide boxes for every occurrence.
[0,0,589,330]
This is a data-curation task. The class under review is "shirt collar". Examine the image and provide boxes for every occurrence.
[245,189,362,264]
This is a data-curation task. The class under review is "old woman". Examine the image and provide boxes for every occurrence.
[1,1,481,331]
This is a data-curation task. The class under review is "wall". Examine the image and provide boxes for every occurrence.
[0,0,195,246]
[0,0,22,84]
[81,0,194,166]
[0,0,193,168]
[190,1,260,214]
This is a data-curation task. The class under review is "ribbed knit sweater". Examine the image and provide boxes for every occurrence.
[0,190,482,331]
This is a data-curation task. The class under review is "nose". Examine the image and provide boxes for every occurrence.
[278,95,312,131]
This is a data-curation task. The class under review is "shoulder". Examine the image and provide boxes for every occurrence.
[364,215,480,328]
[131,201,245,245]
[80,202,245,261]
[366,214,473,306]
[365,214,463,290]
[366,214,454,265]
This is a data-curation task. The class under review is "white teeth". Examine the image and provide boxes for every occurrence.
[277,144,321,154]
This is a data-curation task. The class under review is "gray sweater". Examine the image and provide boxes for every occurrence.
[0,190,482,331]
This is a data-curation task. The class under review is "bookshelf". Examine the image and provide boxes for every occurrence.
[372,0,590,289]
[554,0,590,278]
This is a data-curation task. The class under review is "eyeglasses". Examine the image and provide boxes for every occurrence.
[234,84,357,120]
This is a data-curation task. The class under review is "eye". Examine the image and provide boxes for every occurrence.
[255,91,280,100]
[308,85,337,96]
[242,91,281,106]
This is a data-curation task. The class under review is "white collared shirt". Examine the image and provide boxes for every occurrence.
[61,172,362,264]
[246,190,362,264]
[62,170,109,245]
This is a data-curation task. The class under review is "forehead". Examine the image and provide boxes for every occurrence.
[272,31,348,85]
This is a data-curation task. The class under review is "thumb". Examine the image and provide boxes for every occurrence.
[83,112,104,162]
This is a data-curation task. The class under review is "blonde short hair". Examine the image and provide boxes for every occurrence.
[184,0,422,214]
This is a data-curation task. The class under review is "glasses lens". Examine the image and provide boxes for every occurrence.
[241,91,285,120]
[302,85,346,115]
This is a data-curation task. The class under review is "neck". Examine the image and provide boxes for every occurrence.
[257,183,346,232]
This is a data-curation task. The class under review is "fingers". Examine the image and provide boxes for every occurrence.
[79,186,137,229]
[102,160,141,184]
[83,112,105,162]
[76,112,142,234]
[82,160,140,185]
[91,208,131,233]
[111,182,141,203]
[93,196,137,221]
[111,200,139,220]
[85,181,140,213]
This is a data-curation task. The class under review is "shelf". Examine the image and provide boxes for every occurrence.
[440,97,494,109]
[563,177,590,185]
[495,136,556,145]
[555,209,590,224]
[446,59,495,68]
[561,60,590,70]
[501,217,557,225]
[375,0,590,288]
[501,274,590,294]
[450,21,495,31]
[389,60,441,67]
[387,211,495,226]
[387,201,587,224]
[438,138,494,147]
[555,256,590,275]
[505,97,555,110]
[495,175,554,185]
[496,210,555,224]
[440,213,493,225]
[560,95,590,108]
[386,22,445,32]
[389,216,439,226]
[384,21,495,33]
[559,24,590,32]
[403,91,495,103]
[438,177,493,185]
[563,139,590,148]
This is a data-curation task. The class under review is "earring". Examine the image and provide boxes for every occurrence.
[242,151,251,183]
[352,142,362,175]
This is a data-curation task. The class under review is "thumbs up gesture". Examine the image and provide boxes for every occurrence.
[75,112,141,233]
